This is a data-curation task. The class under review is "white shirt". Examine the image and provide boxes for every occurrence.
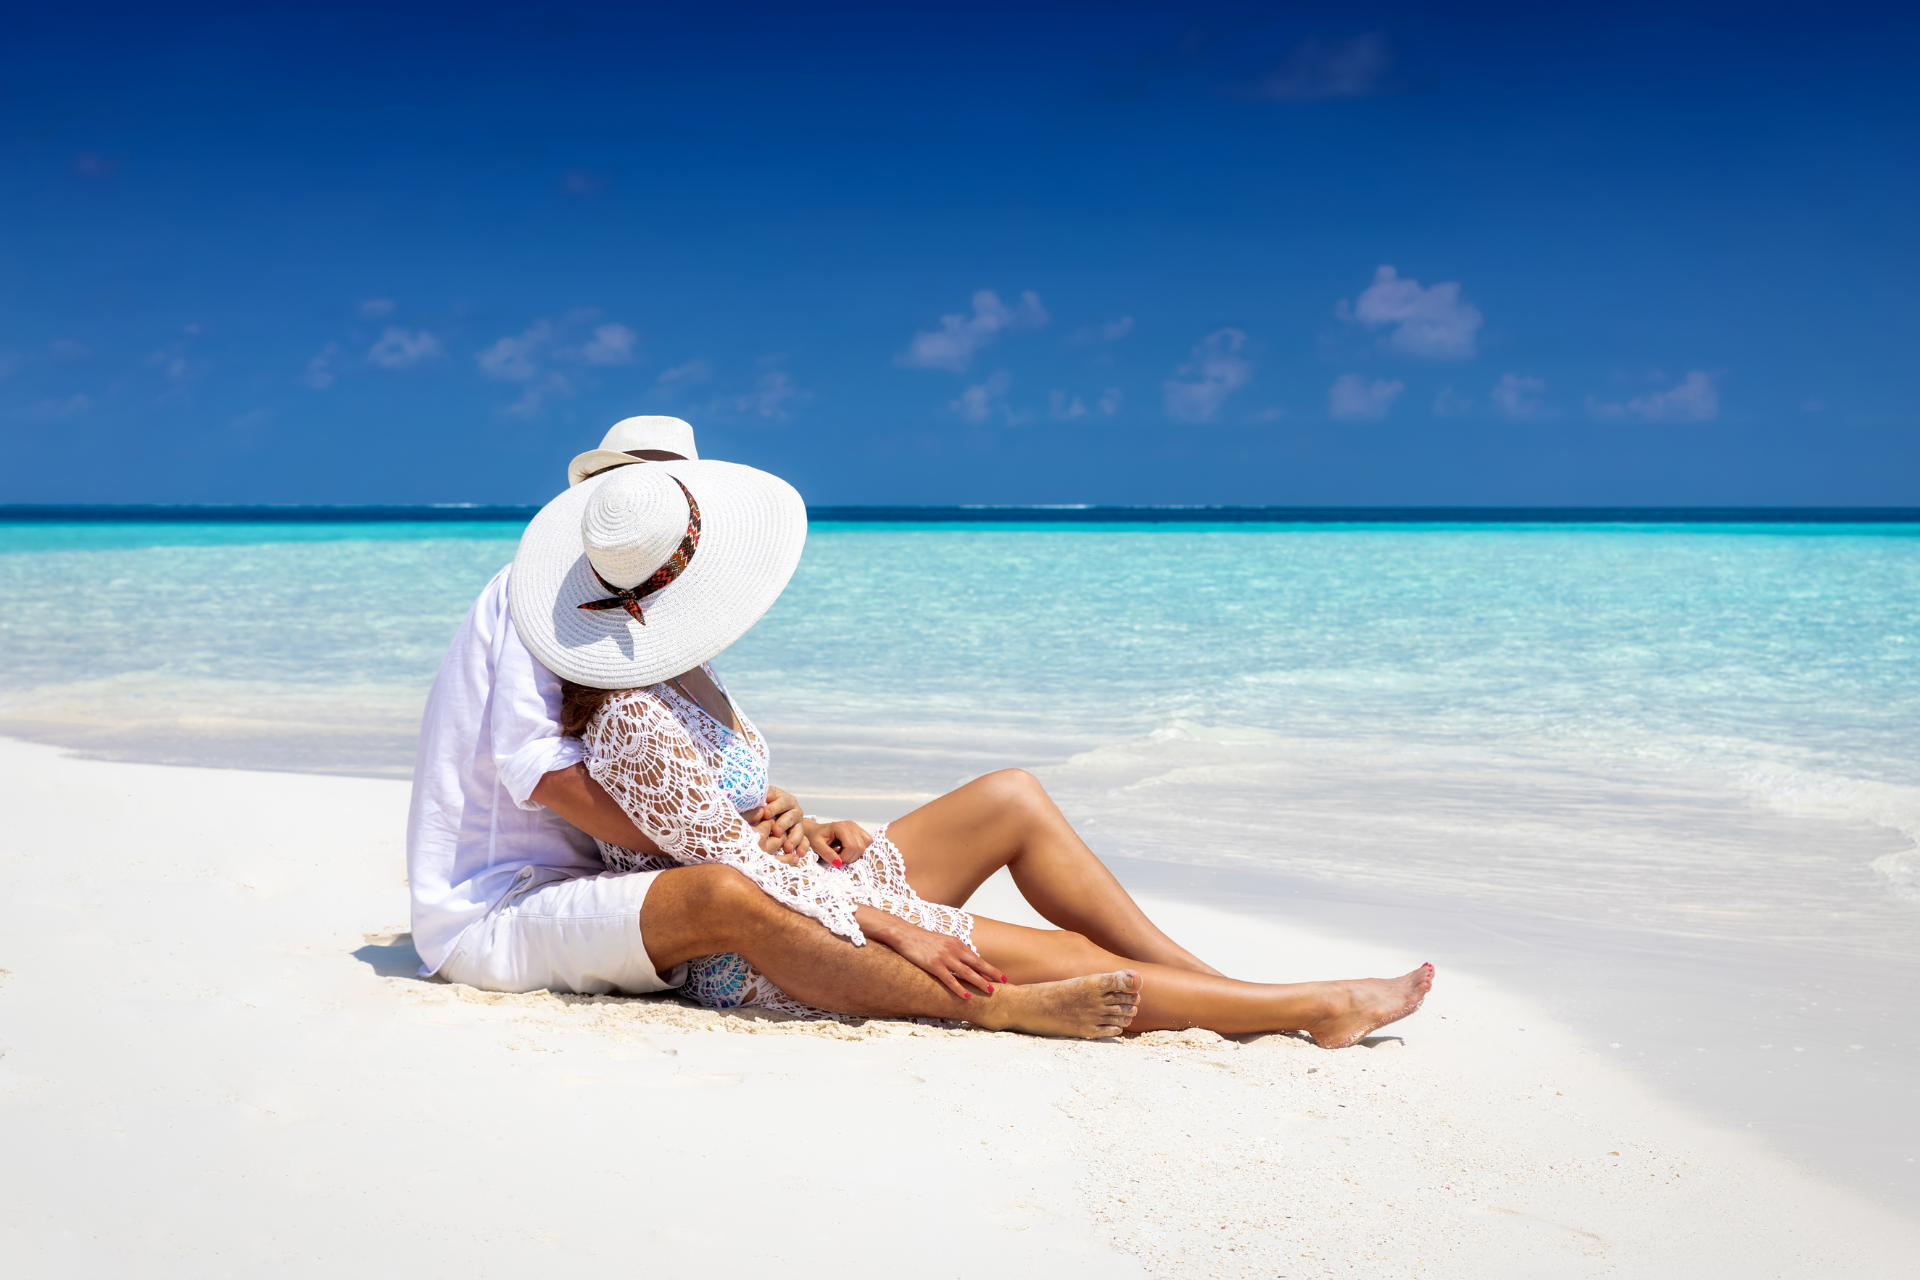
[405,565,601,973]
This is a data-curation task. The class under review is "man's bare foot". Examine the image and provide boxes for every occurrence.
[968,970,1142,1039]
[1303,964,1434,1049]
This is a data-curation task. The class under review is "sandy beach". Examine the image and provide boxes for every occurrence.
[3,734,1914,1278]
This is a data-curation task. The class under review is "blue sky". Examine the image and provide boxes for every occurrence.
[2,1,1916,506]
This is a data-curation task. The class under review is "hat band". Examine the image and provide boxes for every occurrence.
[579,448,688,483]
[576,478,702,626]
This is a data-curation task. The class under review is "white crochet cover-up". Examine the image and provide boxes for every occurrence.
[583,666,974,1019]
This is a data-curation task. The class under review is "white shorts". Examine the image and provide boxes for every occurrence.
[437,865,691,996]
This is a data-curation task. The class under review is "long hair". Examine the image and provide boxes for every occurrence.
[559,680,626,738]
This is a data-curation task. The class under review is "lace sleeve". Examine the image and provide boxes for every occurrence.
[583,690,867,946]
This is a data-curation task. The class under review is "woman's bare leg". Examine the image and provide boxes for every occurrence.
[968,915,1433,1047]
[887,769,1225,976]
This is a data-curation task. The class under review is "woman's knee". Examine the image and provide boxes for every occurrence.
[976,768,1050,814]
[1049,929,1111,969]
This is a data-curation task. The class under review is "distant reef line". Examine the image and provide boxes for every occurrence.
[2,503,1918,525]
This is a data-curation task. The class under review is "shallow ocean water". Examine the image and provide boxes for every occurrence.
[3,519,1917,1205]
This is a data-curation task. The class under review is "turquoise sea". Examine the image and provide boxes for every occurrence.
[3,516,1916,1209]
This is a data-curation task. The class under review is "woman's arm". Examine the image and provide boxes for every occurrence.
[584,692,867,944]
[854,905,1006,1000]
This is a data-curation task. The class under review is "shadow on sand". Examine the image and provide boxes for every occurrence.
[353,930,424,978]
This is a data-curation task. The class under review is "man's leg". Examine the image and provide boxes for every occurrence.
[639,865,1141,1039]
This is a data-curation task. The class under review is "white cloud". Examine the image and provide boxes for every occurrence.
[717,370,801,420]
[359,298,396,319]
[148,343,191,382]
[369,327,443,370]
[1328,374,1404,421]
[1432,386,1470,417]
[1046,387,1124,420]
[478,314,641,387]
[1248,406,1285,423]
[1587,371,1720,423]
[652,360,713,395]
[505,373,576,420]
[952,370,1014,424]
[898,290,1049,372]
[144,328,204,399]
[1490,373,1552,420]
[1249,33,1395,101]
[1339,266,1481,359]
[1071,316,1135,345]
[1628,371,1719,422]
[1163,328,1252,423]
[579,323,639,366]
[466,313,639,416]
[303,342,340,390]
[476,321,553,381]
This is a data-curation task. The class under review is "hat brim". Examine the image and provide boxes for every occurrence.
[510,459,807,689]
[567,449,644,487]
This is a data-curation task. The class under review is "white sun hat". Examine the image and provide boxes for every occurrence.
[510,459,806,689]
[566,415,701,487]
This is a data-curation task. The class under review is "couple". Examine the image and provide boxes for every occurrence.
[406,416,1432,1044]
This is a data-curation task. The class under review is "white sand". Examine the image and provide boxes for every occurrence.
[2,736,1914,1277]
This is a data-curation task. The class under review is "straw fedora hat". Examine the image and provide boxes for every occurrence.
[510,459,806,689]
[567,415,701,487]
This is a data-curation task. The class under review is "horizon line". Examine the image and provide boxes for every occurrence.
[3,502,1919,526]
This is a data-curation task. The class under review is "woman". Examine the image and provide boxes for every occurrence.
[510,459,1431,1045]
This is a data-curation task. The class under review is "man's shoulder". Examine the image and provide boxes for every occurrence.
[455,564,515,633]
[481,562,514,610]
[488,564,567,693]
[434,564,515,666]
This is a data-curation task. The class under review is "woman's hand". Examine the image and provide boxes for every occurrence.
[854,906,1007,1001]
[743,786,806,859]
[805,818,872,869]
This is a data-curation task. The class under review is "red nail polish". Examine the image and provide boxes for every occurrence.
[832,857,843,868]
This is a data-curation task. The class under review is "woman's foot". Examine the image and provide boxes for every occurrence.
[970,970,1142,1039]
[1303,964,1434,1049]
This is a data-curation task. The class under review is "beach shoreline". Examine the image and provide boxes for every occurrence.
[4,736,1915,1277]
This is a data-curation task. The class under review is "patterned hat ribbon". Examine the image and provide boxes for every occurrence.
[577,477,702,626]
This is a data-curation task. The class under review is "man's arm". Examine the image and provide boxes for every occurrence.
[531,761,807,860]
[528,762,663,854]
[526,759,802,859]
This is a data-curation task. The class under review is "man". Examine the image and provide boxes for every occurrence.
[404,416,1134,1037]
